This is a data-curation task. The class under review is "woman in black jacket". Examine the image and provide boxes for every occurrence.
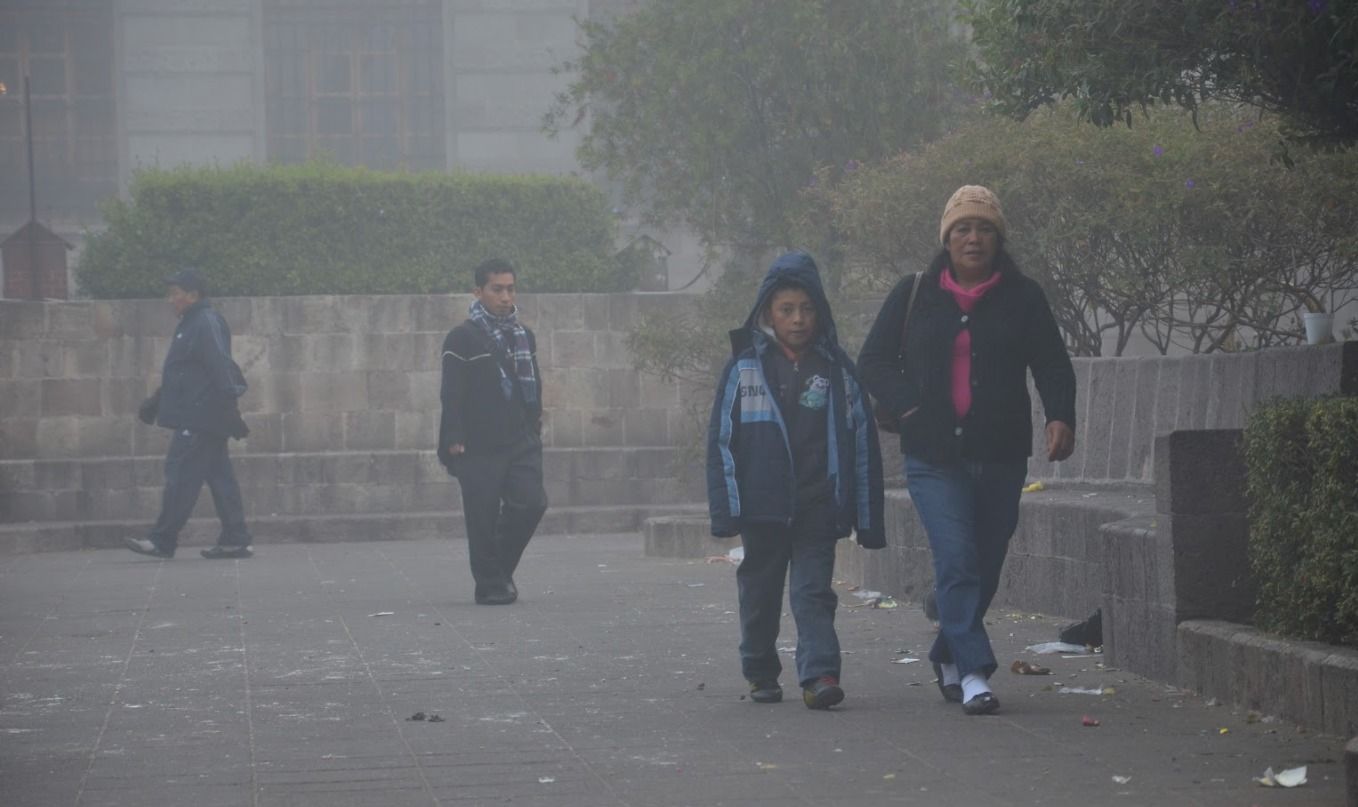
[857,186,1076,716]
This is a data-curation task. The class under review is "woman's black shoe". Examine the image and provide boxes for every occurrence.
[962,691,1000,715]
[933,663,963,703]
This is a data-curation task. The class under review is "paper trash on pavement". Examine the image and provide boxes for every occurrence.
[705,546,744,565]
[892,657,921,665]
[1254,766,1307,788]
[1025,641,1089,654]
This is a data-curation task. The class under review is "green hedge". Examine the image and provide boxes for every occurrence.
[77,162,633,298]
[1244,396,1358,645]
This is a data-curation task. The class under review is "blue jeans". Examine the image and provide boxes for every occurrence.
[148,429,250,551]
[737,502,840,687]
[905,456,1026,679]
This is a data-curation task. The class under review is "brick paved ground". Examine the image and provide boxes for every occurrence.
[0,534,1346,806]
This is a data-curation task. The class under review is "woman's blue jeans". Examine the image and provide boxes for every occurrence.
[905,456,1027,679]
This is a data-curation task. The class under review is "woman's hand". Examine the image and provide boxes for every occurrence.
[1046,421,1075,462]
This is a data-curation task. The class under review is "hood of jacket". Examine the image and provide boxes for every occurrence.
[729,251,839,357]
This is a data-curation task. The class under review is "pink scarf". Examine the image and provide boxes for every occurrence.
[940,269,1003,420]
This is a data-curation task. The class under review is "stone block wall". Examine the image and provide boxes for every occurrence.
[0,293,711,548]
[1024,343,1357,483]
[2,291,1355,553]
[0,294,709,463]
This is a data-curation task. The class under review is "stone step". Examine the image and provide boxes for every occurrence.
[643,514,736,559]
[0,447,705,524]
[0,503,708,556]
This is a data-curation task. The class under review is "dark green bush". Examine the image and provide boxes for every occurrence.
[1244,396,1358,645]
[77,162,632,298]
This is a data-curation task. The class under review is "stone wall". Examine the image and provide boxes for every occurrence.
[0,293,711,550]
[2,292,1355,553]
[0,293,707,461]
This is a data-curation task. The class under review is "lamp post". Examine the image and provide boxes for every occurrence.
[24,74,40,299]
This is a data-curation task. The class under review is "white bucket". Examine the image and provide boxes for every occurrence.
[1302,312,1335,345]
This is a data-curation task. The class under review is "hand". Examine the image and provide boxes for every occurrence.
[1046,421,1075,462]
[137,396,158,425]
[448,443,465,456]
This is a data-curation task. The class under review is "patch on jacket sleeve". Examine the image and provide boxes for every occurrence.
[736,362,776,424]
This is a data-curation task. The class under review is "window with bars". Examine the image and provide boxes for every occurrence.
[0,1,117,222]
[263,0,446,171]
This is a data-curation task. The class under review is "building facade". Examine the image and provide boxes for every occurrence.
[0,0,597,247]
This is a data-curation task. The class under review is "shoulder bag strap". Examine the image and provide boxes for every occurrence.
[899,273,922,356]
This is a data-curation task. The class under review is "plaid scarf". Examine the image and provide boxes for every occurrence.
[469,300,538,404]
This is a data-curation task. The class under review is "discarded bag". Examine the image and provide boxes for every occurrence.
[1059,608,1102,646]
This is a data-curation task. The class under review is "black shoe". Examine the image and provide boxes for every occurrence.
[933,663,963,703]
[125,538,173,559]
[200,545,253,560]
[962,691,1000,715]
[748,680,783,704]
[475,586,516,605]
[802,676,845,710]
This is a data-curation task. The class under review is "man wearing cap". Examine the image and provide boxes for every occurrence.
[126,268,253,560]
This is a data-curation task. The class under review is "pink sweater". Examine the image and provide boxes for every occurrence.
[940,269,1004,420]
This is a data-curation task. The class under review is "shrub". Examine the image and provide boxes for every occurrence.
[77,162,630,298]
[1244,396,1358,645]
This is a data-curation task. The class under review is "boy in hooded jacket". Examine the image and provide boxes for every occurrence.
[706,251,885,709]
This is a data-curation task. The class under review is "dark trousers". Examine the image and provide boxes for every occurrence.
[904,456,1026,679]
[148,429,250,551]
[737,500,840,688]
[455,434,548,596]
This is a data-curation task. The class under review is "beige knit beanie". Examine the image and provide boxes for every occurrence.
[939,185,1007,245]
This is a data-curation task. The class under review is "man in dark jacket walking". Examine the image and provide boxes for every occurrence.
[706,251,884,709]
[438,259,548,605]
[126,268,252,560]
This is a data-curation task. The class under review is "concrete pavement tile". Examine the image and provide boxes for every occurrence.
[1,535,1350,806]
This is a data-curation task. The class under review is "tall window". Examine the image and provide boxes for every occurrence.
[263,0,445,171]
[0,1,117,221]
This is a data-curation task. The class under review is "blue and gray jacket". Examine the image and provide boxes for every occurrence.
[705,252,885,547]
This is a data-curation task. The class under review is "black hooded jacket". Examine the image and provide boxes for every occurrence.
[154,299,248,438]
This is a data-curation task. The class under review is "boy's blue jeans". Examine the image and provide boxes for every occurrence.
[905,456,1027,679]
[737,501,840,688]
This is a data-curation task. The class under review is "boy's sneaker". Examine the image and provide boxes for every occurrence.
[748,680,783,703]
[802,676,845,710]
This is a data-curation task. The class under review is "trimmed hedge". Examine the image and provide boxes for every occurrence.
[1244,396,1358,645]
[77,162,633,298]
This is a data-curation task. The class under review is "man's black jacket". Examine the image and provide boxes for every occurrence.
[437,320,542,474]
[153,299,248,438]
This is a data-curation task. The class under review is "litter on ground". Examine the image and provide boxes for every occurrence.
[1025,641,1090,655]
[1254,766,1307,788]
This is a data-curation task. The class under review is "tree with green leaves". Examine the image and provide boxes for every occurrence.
[798,104,1358,355]
[963,0,1358,150]
[544,0,966,268]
